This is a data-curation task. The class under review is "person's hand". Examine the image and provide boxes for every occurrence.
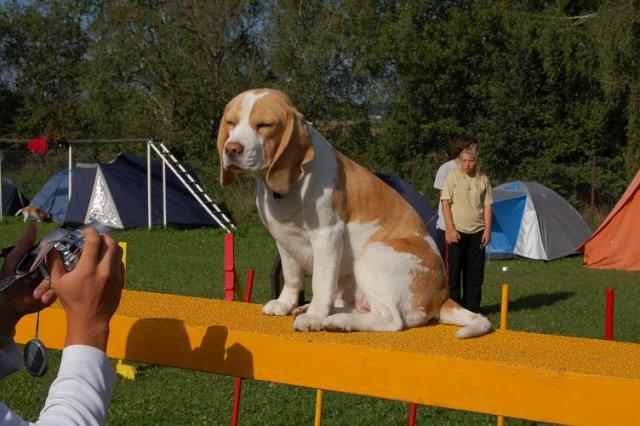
[0,224,56,337]
[445,228,460,244]
[48,228,125,351]
[481,228,491,248]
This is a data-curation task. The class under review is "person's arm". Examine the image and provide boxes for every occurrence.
[481,203,492,247]
[442,200,460,244]
[441,174,460,244]
[0,224,56,425]
[0,224,55,381]
[35,228,124,425]
[0,337,22,380]
[0,226,124,426]
[37,345,116,425]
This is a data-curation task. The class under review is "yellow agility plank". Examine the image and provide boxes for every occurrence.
[14,289,640,425]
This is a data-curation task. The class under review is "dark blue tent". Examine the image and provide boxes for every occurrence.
[2,178,28,216]
[375,173,437,240]
[30,170,70,223]
[64,152,217,229]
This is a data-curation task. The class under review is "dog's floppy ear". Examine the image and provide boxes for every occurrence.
[216,115,235,187]
[266,109,314,194]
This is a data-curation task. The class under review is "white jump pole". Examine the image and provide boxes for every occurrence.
[147,141,152,229]
[68,144,73,200]
[0,150,4,221]
[162,154,167,228]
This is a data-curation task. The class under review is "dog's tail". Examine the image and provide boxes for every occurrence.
[14,208,24,216]
[438,298,492,338]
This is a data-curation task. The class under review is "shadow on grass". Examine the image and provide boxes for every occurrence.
[483,291,575,315]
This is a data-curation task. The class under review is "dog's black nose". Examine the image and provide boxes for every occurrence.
[225,141,244,156]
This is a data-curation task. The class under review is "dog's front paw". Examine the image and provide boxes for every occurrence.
[292,313,324,332]
[322,313,353,332]
[262,299,295,316]
[322,314,353,331]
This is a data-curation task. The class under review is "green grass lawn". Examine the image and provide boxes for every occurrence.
[1,216,638,425]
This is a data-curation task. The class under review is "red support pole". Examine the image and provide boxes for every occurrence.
[224,233,236,301]
[243,269,254,303]
[408,403,417,426]
[605,288,614,341]
[231,269,255,426]
[231,377,242,426]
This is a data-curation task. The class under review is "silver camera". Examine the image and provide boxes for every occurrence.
[1,222,107,293]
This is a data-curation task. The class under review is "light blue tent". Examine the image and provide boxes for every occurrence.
[487,181,591,261]
[30,170,70,223]
[488,188,527,258]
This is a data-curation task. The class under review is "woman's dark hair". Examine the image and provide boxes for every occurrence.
[450,137,478,159]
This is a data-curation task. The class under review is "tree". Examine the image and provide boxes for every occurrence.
[84,0,269,158]
[0,0,89,137]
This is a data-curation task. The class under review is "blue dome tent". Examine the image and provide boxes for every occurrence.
[487,181,591,261]
[30,170,70,223]
[2,178,28,216]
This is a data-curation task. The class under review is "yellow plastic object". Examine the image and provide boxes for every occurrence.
[115,241,135,380]
[14,289,640,425]
[500,284,509,331]
[497,283,510,426]
[118,242,128,287]
[116,359,137,380]
[314,389,324,426]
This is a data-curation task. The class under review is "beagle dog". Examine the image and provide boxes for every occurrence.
[218,89,491,337]
[15,206,52,223]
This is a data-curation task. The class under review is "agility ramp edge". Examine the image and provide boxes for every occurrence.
[15,289,640,425]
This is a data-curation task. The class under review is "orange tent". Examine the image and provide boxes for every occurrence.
[578,169,640,271]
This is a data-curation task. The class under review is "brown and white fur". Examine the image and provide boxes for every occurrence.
[15,206,52,223]
[217,89,491,338]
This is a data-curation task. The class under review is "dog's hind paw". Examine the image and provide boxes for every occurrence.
[293,313,324,332]
[262,299,295,316]
[322,313,353,332]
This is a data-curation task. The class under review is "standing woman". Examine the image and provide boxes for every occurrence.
[441,147,492,313]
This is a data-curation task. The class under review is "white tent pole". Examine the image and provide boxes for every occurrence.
[0,150,4,221]
[147,141,152,230]
[68,145,73,200]
[162,154,167,228]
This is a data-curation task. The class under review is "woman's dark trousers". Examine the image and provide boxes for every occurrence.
[446,230,485,313]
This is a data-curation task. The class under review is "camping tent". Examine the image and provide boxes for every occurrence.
[63,152,219,229]
[487,181,591,261]
[577,169,640,271]
[375,173,438,240]
[1,178,28,216]
[30,170,70,223]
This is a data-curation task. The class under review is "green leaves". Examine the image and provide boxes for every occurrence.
[0,0,638,213]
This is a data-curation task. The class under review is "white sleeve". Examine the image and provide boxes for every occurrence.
[433,164,447,191]
[434,160,455,191]
[35,345,115,426]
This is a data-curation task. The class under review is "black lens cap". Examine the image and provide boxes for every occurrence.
[23,338,48,377]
